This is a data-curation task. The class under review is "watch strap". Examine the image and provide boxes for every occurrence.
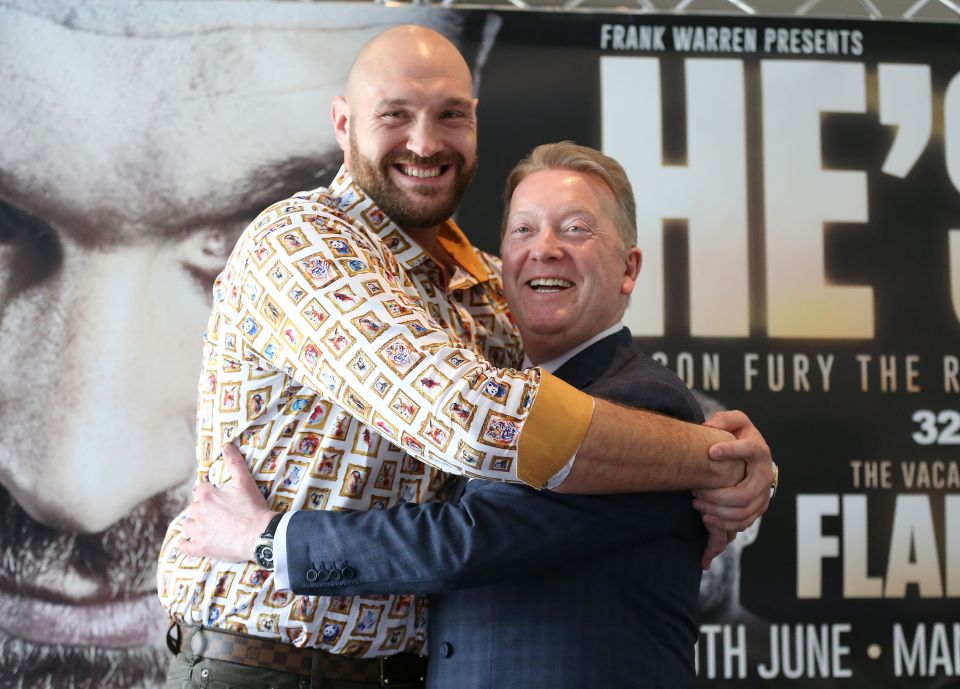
[261,512,284,539]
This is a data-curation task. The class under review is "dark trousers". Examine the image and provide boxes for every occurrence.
[165,624,424,689]
[166,652,380,689]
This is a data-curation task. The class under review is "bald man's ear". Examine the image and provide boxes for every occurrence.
[332,96,350,159]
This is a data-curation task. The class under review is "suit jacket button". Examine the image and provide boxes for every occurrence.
[318,569,330,583]
[329,568,342,582]
[306,569,318,582]
[440,642,453,658]
[342,566,357,580]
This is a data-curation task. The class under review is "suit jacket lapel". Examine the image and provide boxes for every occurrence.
[551,327,632,390]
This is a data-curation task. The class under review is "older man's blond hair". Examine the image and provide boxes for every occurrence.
[502,141,638,247]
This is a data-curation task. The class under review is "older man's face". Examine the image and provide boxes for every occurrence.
[0,4,462,686]
[500,168,641,360]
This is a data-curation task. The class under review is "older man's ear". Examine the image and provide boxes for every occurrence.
[620,247,643,296]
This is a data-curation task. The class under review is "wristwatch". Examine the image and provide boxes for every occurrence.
[254,513,285,572]
[770,461,780,499]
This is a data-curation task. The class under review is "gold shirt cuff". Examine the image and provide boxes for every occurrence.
[517,370,594,489]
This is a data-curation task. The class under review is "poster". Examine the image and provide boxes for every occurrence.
[1,1,957,687]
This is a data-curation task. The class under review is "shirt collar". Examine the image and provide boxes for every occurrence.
[522,322,626,372]
[329,165,489,285]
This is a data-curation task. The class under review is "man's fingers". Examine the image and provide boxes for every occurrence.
[703,511,759,533]
[193,482,216,502]
[701,525,731,570]
[694,483,763,508]
[695,485,767,532]
[703,409,747,432]
[695,493,766,521]
[221,443,254,486]
[222,442,245,464]
[179,520,199,556]
[700,409,773,533]
[708,437,762,462]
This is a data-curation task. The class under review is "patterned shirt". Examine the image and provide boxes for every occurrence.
[157,167,592,657]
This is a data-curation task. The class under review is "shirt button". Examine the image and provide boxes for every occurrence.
[440,642,453,658]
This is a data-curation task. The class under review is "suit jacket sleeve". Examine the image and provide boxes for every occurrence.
[287,355,704,596]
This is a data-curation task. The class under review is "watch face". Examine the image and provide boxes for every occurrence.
[255,541,275,571]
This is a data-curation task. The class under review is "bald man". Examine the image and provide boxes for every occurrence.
[160,25,774,689]
[0,6,485,689]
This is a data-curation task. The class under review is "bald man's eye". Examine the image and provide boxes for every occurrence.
[177,228,236,295]
[0,201,63,293]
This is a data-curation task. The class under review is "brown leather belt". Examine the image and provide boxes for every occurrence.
[168,623,426,687]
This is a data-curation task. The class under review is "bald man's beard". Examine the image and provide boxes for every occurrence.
[0,483,190,688]
[348,129,476,231]
[0,632,166,689]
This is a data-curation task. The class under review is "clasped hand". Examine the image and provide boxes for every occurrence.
[697,410,775,569]
[180,444,277,563]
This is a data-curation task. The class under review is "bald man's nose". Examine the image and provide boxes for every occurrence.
[406,120,444,159]
[0,244,198,532]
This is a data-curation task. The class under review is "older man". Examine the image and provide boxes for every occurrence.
[169,25,773,689]
[194,142,723,688]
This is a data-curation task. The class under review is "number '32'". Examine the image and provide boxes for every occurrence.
[912,409,960,445]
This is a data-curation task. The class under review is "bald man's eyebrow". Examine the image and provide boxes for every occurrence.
[373,96,474,111]
[0,151,341,248]
[154,154,341,240]
[235,156,341,223]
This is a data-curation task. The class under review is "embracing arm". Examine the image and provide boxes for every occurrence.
[179,444,689,595]
[181,397,769,583]
[222,196,748,494]
[287,369,718,592]
[557,399,741,493]
[284,481,698,596]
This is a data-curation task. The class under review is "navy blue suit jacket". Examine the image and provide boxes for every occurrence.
[286,328,706,688]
